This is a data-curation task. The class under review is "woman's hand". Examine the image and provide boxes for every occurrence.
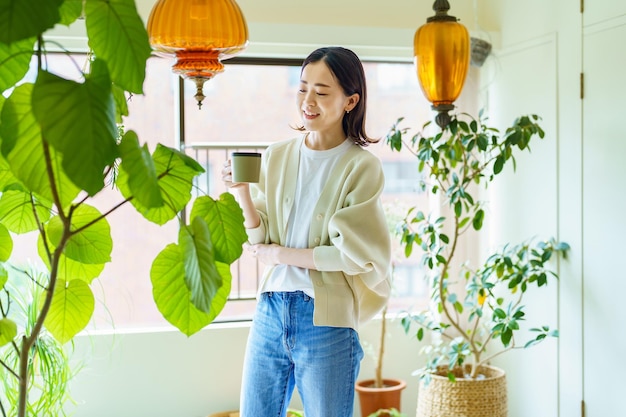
[222,159,249,191]
[223,159,261,229]
[248,243,282,266]
[248,244,316,270]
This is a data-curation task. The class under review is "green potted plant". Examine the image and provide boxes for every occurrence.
[385,112,569,417]
[355,205,407,417]
[368,409,406,417]
[0,1,247,416]
[355,300,407,417]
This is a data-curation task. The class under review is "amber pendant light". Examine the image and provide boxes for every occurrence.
[414,0,470,128]
[147,0,249,108]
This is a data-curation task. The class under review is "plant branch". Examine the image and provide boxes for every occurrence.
[69,167,176,236]
[477,341,516,370]
[0,396,6,417]
[17,69,69,414]
[0,290,8,318]
[375,306,387,388]
[437,215,468,342]
[30,192,53,265]
[468,309,482,348]
[0,358,19,380]
[17,231,68,417]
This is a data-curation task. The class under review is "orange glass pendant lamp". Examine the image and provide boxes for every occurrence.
[414,0,470,128]
[147,0,249,108]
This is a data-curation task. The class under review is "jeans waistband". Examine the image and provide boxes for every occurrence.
[264,291,311,302]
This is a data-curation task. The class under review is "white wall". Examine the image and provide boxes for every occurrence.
[54,0,626,416]
[486,31,560,417]
[67,319,423,417]
[484,1,626,416]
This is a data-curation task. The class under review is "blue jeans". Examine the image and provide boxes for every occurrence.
[240,291,364,417]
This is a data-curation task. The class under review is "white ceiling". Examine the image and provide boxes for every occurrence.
[46,0,500,59]
[135,0,499,32]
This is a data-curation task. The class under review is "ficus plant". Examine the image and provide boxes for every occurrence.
[0,1,247,416]
[385,112,569,383]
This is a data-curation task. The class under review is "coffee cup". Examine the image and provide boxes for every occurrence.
[231,152,262,183]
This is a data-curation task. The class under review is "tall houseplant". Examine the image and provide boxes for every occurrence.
[385,113,569,415]
[355,285,407,417]
[0,1,247,416]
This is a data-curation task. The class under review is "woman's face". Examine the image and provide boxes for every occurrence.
[297,60,358,136]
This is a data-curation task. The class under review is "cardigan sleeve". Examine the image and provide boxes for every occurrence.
[312,153,392,290]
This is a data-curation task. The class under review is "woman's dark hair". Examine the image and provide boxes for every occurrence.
[296,46,378,146]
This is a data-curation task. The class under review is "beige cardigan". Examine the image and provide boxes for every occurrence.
[246,136,391,330]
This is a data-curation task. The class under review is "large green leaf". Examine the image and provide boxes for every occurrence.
[119,130,163,208]
[0,0,63,44]
[167,147,205,173]
[0,152,21,192]
[43,279,95,344]
[84,0,151,94]
[31,60,118,196]
[117,144,204,225]
[0,317,17,346]
[0,36,34,92]
[0,189,51,234]
[179,216,221,313]
[1,83,80,206]
[37,235,105,283]
[112,84,129,124]
[151,243,231,336]
[0,222,12,261]
[47,204,112,264]
[190,194,246,265]
[0,83,38,157]
[9,133,80,208]
[59,0,83,26]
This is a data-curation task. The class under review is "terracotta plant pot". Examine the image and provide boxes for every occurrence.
[416,365,507,417]
[355,378,407,417]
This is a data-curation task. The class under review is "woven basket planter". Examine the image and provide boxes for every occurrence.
[416,365,507,417]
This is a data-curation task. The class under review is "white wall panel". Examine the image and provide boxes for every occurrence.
[490,0,558,47]
[486,35,559,417]
[582,14,626,417]
[583,0,626,27]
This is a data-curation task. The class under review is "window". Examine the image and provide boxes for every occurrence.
[8,54,477,330]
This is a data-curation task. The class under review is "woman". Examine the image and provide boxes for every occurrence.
[222,46,391,417]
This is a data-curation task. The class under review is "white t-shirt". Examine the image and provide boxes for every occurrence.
[260,137,353,298]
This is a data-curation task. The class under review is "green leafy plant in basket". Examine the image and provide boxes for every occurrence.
[385,112,569,383]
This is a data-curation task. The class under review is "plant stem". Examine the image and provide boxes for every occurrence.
[375,306,387,388]
[438,214,472,348]
[16,129,71,416]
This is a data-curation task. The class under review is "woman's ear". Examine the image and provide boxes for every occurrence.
[345,93,360,112]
